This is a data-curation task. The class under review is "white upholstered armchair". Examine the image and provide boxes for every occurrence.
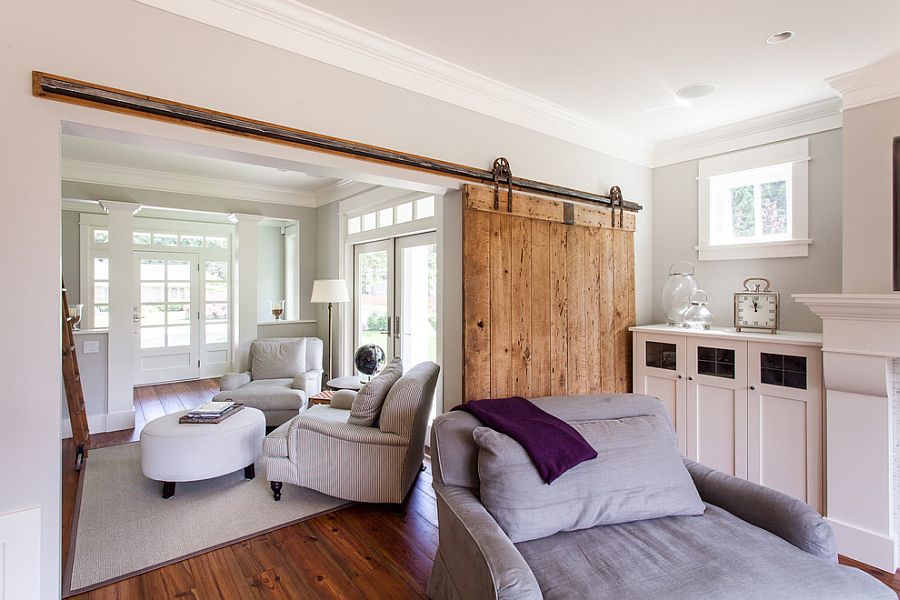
[214,337,324,426]
[263,361,440,503]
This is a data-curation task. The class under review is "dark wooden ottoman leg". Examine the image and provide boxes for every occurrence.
[271,481,283,501]
[244,464,255,480]
[162,481,176,499]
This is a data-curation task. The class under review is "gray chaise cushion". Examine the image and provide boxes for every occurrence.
[474,415,704,543]
[250,338,306,380]
[347,357,403,427]
[516,503,895,600]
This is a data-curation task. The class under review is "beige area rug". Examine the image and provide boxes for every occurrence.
[66,442,349,595]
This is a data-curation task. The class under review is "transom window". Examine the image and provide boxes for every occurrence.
[347,196,435,236]
[697,138,810,261]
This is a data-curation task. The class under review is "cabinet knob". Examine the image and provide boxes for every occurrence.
[677,374,683,379]
[750,385,756,390]
[687,376,693,381]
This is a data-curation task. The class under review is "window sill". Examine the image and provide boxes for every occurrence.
[695,239,811,261]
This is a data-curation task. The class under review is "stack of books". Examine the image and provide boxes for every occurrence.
[179,401,244,424]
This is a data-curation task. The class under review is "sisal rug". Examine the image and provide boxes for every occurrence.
[66,442,349,595]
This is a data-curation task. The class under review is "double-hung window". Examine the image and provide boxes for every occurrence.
[698,138,810,261]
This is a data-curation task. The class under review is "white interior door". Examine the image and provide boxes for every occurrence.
[354,240,395,362]
[134,252,200,384]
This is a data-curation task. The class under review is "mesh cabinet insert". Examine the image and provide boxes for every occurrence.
[697,346,736,379]
[760,352,807,390]
[646,341,677,370]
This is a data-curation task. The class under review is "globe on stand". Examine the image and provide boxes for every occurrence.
[354,344,386,381]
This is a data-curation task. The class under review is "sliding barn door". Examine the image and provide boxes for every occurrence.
[463,184,636,402]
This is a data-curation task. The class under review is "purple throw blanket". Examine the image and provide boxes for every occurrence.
[454,396,597,484]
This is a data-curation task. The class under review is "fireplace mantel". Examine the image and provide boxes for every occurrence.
[794,292,900,572]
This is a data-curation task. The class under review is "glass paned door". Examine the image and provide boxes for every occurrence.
[397,233,438,419]
[134,252,200,384]
[354,240,394,360]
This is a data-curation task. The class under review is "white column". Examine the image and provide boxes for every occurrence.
[230,214,263,371]
[100,200,141,431]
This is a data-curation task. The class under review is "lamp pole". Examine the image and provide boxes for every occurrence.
[327,301,334,380]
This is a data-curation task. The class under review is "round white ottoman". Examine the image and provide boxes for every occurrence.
[140,407,266,498]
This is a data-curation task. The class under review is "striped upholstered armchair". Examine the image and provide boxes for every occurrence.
[263,361,440,503]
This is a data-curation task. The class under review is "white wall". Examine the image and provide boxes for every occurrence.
[0,1,651,595]
[651,129,843,332]
[257,225,286,323]
[841,97,900,293]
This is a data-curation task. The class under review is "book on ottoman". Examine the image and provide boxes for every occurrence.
[179,403,245,424]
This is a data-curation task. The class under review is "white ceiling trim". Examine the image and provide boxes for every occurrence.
[652,98,842,167]
[61,159,318,207]
[828,52,900,111]
[134,0,655,166]
[313,179,378,206]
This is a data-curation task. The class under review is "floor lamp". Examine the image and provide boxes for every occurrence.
[311,279,350,381]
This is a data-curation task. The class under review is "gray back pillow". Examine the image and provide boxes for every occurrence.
[347,357,403,427]
[474,415,704,543]
[251,338,306,380]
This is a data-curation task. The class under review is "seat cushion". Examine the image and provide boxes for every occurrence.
[516,503,895,600]
[250,338,306,380]
[347,357,403,427]
[214,378,306,411]
[475,415,704,543]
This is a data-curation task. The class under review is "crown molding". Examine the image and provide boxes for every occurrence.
[134,0,655,166]
[827,53,900,111]
[652,98,843,167]
[61,159,319,207]
[313,179,378,207]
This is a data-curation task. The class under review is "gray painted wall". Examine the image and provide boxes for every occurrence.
[651,129,843,332]
[61,210,81,304]
[257,225,285,323]
[841,97,900,293]
[315,201,342,376]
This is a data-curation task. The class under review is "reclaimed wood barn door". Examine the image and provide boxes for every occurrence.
[463,184,636,402]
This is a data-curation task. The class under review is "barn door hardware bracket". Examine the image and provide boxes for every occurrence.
[609,186,624,228]
[492,157,514,212]
[563,202,575,225]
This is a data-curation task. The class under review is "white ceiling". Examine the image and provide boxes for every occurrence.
[61,135,340,193]
[296,0,900,143]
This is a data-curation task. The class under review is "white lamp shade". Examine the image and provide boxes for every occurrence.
[310,279,349,304]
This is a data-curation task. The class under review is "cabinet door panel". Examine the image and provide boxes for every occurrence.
[644,374,686,453]
[686,338,748,478]
[747,342,822,512]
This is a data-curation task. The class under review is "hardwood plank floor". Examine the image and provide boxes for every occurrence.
[61,378,900,599]
[62,378,437,599]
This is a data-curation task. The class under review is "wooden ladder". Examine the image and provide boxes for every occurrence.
[62,276,90,470]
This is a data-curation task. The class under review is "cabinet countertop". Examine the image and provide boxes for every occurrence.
[630,324,823,346]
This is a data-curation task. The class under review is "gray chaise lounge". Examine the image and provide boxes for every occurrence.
[428,394,893,600]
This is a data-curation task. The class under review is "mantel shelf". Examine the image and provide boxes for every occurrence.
[793,293,900,321]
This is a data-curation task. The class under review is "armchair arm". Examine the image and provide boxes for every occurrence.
[293,415,406,446]
[292,369,323,395]
[219,371,251,391]
[430,484,541,600]
[684,459,835,560]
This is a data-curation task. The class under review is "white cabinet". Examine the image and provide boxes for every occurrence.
[632,325,823,512]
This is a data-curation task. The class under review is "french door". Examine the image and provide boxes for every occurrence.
[354,232,437,373]
[134,252,200,384]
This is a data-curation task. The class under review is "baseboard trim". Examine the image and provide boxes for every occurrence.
[105,409,136,433]
[827,518,897,572]
[60,414,108,439]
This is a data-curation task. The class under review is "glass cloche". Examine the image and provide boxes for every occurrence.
[661,261,699,326]
[682,289,713,330]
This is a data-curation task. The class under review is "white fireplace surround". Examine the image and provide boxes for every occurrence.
[794,293,900,572]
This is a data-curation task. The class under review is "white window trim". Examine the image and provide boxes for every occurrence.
[343,191,436,245]
[697,138,810,261]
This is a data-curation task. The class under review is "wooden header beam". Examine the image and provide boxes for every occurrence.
[33,71,642,212]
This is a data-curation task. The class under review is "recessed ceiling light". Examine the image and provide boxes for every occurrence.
[766,31,794,45]
[675,82,718,100]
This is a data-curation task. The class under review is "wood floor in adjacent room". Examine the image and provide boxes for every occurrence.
[62,379,900,599]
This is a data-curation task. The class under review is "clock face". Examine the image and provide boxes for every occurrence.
[735,293,777,328]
